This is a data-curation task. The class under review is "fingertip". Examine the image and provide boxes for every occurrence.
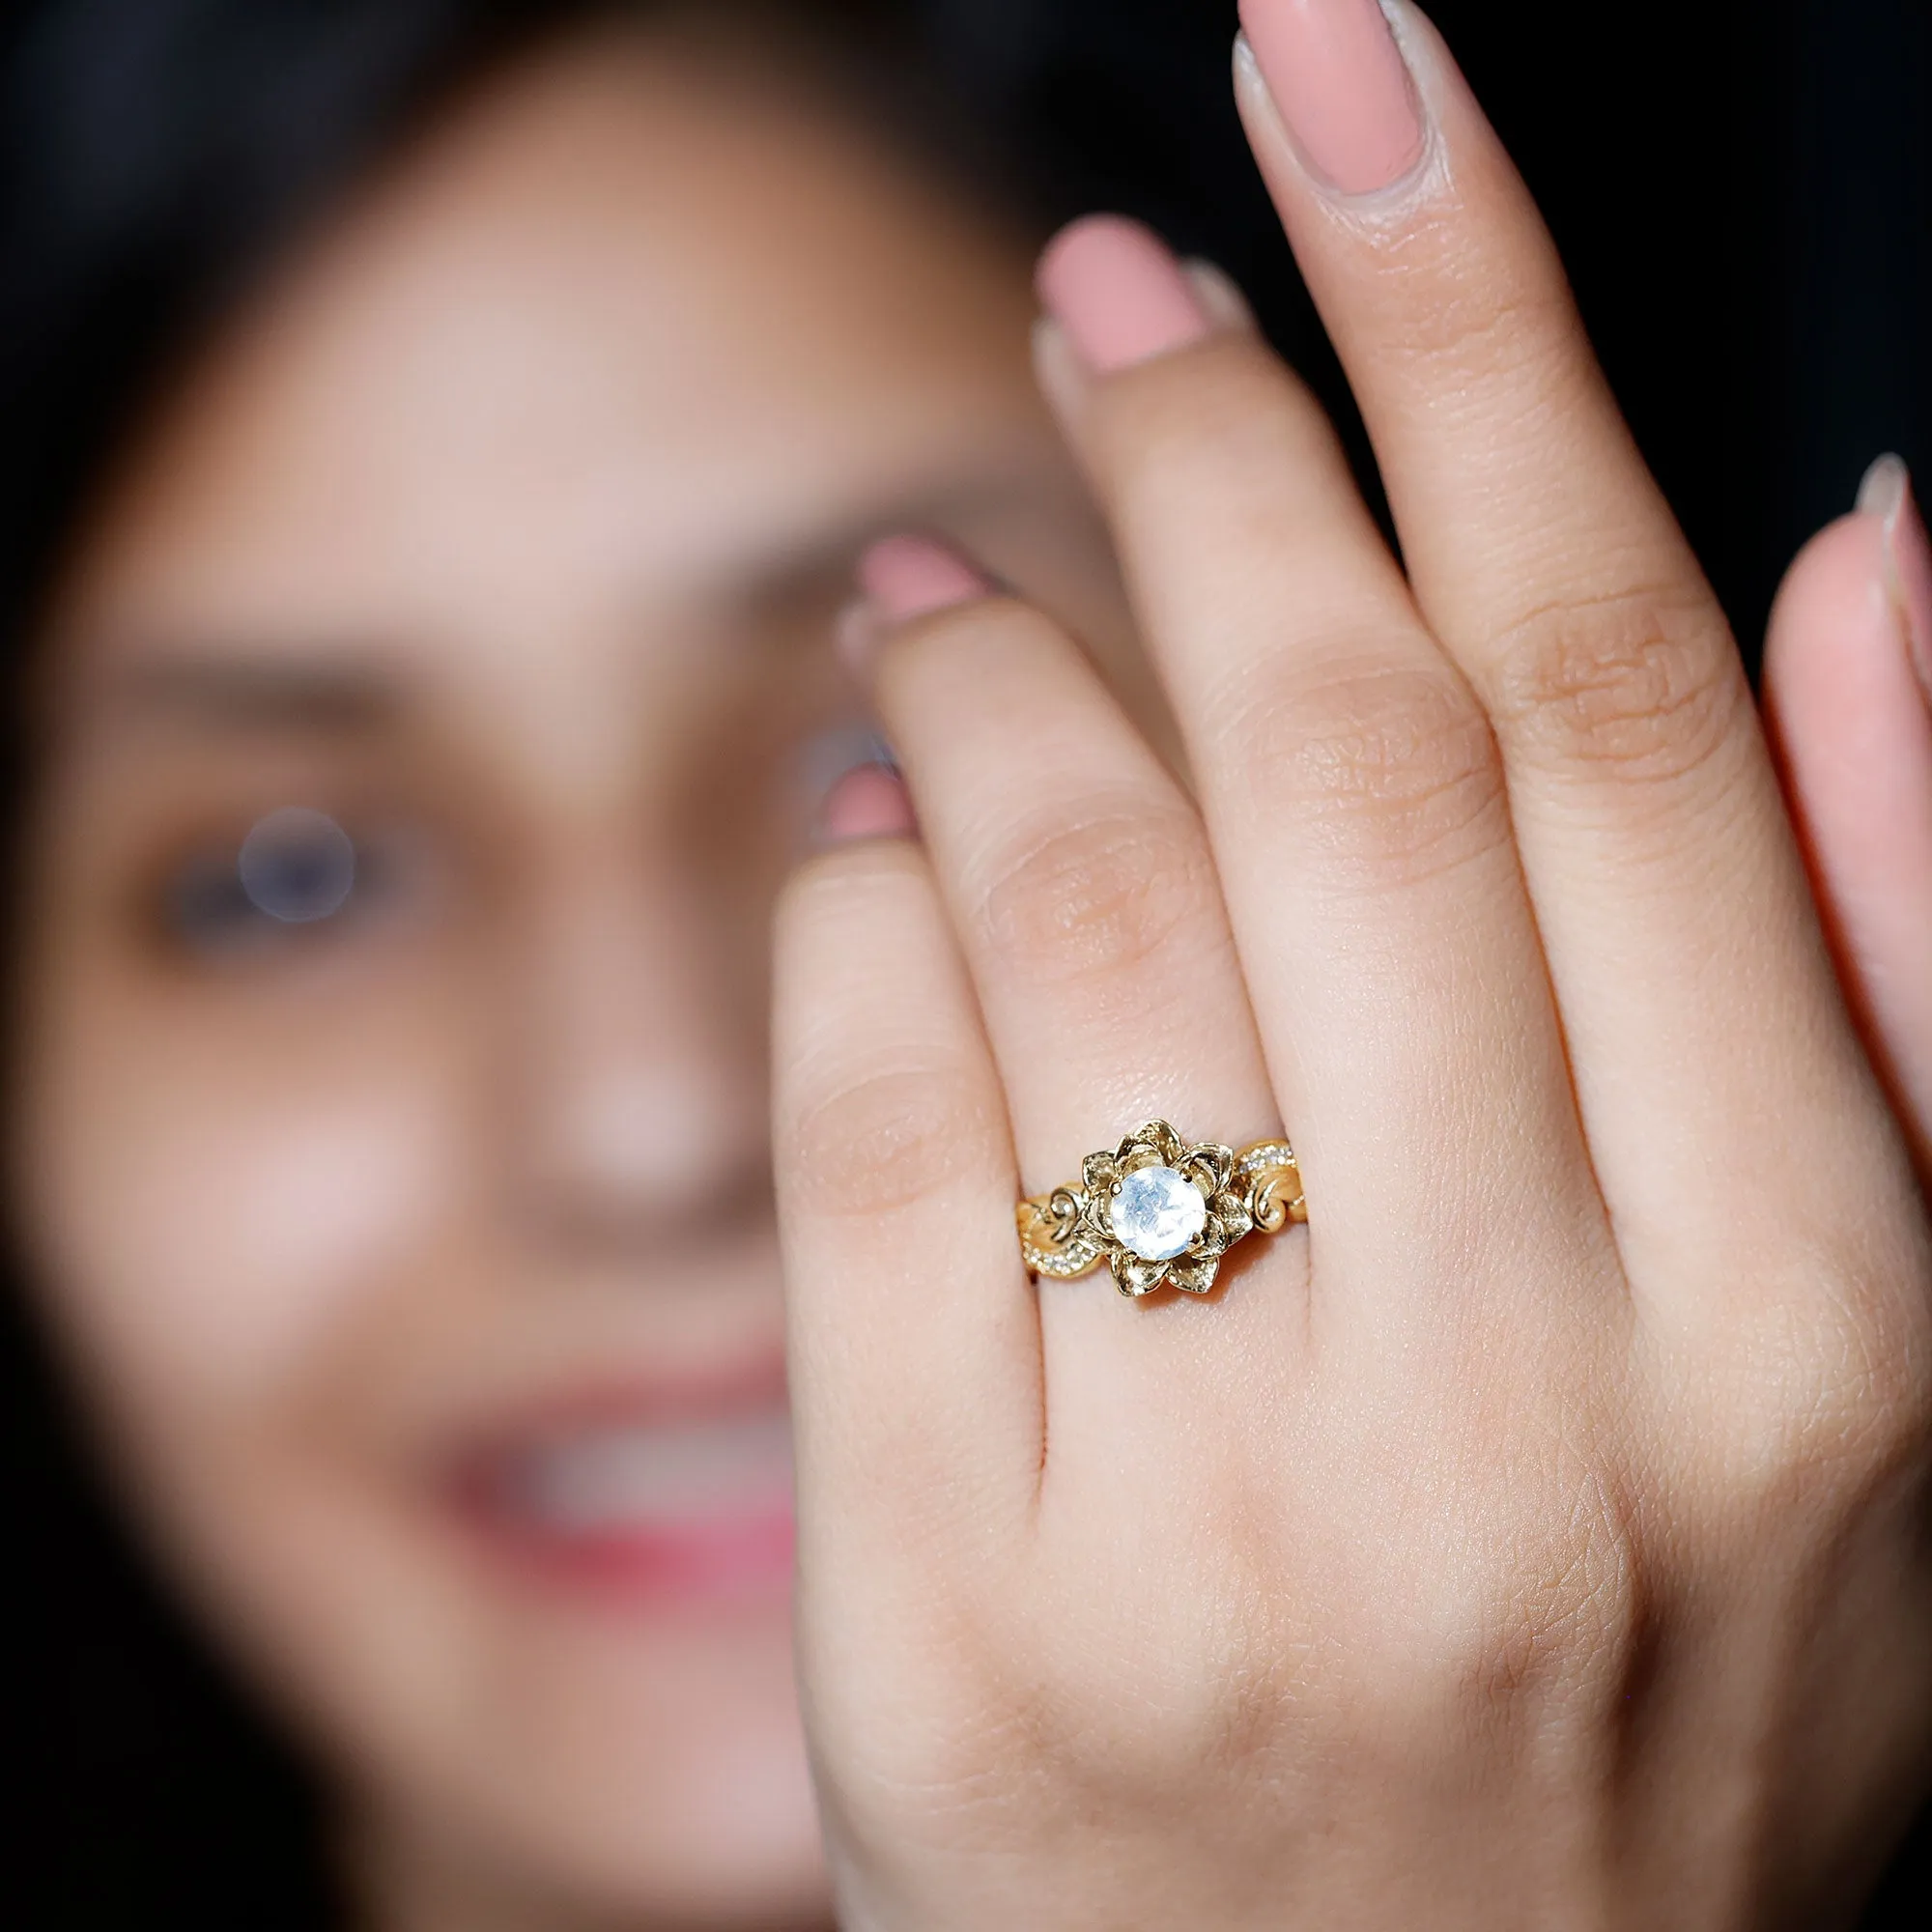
[1036,213,1215,374]
[856,535,990,624]
[1236,0,1427,200]
[1763,512,1898,744]
[1762,497,1932,959]
[1180,257,1259,334]
[1856,452,1910,520]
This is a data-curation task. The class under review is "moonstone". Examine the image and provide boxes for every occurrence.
[1108,1166,1208,1263]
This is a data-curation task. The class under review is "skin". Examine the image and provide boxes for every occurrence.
[776,4,1932,1927]
[9,28,1148,1932]
[9,4,1932,1930]
[1767,501,1932,1180]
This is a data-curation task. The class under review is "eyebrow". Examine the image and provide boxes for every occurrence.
[59,458,1074,728]
[724,459,1075,609]
[92,654,406,734]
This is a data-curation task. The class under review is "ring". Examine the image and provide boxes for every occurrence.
[1017,1119,1306,1298]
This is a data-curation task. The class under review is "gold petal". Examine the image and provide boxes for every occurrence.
[1193,1220,1232,1262]
[1169,1254,1220,1294]
[1126,1119,1182,1164]
[1182,1142,1236,1190]
[1110,1249,1170,1297]
[1212,1194,1255,1243]
[1081,1151,1120,1195]
[1078,1191,1116,1245]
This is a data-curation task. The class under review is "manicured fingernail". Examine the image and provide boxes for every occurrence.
[1237,0,1426,197]
[816,761,917,846]
[1036,215,1214,374]
[856,534,989,620]
[839,535,992,685]
[1182,257,1259,334]
[1859,454,1932,705]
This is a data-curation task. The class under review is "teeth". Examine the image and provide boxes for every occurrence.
[506,1412,793,1533]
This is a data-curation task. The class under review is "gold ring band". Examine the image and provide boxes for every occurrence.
[1017,1119,1306,1298]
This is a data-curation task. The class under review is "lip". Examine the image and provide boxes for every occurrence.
[438,1350,796,1613]
[461,1494,798,1611]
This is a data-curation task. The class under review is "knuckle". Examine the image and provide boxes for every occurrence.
[1235,657,1509,889]
[1339,1459,1643,1737]
[973,806,1214,991]
[1486,582,1747,794]
[784,1059,997,1221]
[1717,1241,1932,1506]
[810,1629,1041,1851]
[1469,1481,1642,1712]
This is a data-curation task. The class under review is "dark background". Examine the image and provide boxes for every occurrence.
[4,0,1928,1924]
[959,0,1932,667]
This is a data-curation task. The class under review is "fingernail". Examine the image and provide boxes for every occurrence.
[1182,257,1259,334]
[838,535,992,685]
[857,534,989,620]
[1036,215,1214,374]
[1237,0,1426,198]
[815,761,917,846]
[1859,454,1932,705]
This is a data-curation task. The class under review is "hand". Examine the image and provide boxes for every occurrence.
[773,2,1932,1924]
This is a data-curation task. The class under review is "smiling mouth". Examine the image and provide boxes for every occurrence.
[451,1404,797,1609]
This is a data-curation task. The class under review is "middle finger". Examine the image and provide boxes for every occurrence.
[1035,223,1605,1328]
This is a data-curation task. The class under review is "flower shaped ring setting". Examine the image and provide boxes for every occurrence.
[1016,1120,1307,1298]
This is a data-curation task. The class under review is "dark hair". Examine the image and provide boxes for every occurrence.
[0,6,923,1925]
[0,1,873,651]
[0,0,1297,658]
[0,3,1295,1921]
[0,14,591,1918]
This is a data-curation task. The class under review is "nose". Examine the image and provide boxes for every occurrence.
[499,839,771,1259]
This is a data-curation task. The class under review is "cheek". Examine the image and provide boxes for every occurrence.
[19,981,464,1449]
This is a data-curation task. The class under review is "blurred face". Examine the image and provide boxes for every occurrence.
[9,30,1143,1930]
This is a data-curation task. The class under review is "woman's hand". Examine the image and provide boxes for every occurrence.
[772,2,1932,1924]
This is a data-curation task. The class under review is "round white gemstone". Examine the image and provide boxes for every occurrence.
[1108,1166,1208,1263]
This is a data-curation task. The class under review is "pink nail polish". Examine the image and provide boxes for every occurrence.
[817,763,917,845]
[856,535,989,622]
[1860,454,1932,706]
[1238,0,1426,197]
[1036,215,1214,375]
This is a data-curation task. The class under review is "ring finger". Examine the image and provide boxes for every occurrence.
[845,536,1300,1458]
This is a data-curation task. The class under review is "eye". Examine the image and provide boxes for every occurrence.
[238,808,356,922]
[161,807,391,956]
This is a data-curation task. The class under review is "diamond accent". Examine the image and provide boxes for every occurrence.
[1108,1166,1208,1263]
